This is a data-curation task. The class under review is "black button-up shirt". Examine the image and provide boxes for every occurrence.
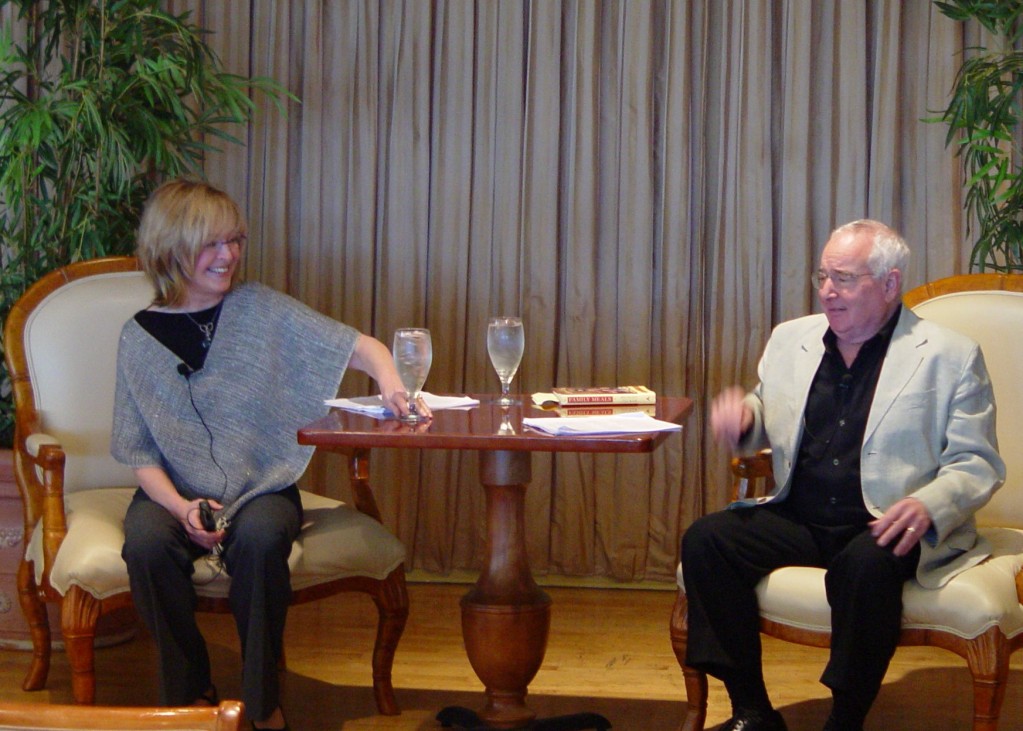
[785,306,901,527]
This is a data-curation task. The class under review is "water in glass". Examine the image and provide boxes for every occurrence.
[392,328,432,422]
[487,316,524,406]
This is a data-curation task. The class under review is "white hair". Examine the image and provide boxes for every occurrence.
[830,219,910,279]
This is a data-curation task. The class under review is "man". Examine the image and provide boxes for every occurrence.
[681,220,1004,731]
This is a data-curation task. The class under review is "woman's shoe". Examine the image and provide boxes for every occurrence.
[251,707,289,731]
[193,686,219,707]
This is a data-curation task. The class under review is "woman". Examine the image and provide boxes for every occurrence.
[113,179,421,730]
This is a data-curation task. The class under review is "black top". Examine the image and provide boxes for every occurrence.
[785,305,901,527]
[134,302,222,373]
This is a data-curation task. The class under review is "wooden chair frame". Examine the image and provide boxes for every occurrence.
[3,257,408,712]
[0,699,244,731]
[671,273,1023,731]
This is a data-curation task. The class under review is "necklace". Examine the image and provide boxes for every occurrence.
[184,303,222,350]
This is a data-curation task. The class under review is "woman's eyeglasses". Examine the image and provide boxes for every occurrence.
[202,234,247,252]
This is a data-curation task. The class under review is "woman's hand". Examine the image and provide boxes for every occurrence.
[134,466,226,551]
[183,498,226,551]
[379,380,412,419]
[349,333,432,420]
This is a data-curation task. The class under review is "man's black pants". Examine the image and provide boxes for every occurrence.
[680,503,920,716]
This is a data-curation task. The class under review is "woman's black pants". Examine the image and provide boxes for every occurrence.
[122,487,302,722]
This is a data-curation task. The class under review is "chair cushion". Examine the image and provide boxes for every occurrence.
[28,489,405,600]
[676,527,1023,640]
[193,491,406,599]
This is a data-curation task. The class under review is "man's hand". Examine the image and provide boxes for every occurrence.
[710,386,754,449]
[870,497,931,557]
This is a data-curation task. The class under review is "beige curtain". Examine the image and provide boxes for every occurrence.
[151,1,971,582]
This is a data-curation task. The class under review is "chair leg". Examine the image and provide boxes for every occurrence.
[964,628,1010,731]
[370,566,409,716]
[17,559,52,692]
[670,589,708,731]
[61,585,101,704]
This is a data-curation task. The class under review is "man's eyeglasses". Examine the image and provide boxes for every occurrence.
[811,269,875,291]
[203,234,247,251]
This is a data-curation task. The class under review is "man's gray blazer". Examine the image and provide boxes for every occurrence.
[738,306,1005,589]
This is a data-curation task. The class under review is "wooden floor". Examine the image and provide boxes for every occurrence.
[0,582,1021,730]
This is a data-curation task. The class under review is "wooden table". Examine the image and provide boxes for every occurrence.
[298,395,693,729]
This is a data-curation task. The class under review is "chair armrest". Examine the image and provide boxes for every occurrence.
[15,432,61,519]
[730,450,774,501]
[25,432,61,459]
[15,432,69,581]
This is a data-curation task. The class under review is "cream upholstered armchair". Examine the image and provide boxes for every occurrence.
[670,273,1023,731]
[3,257,409,711]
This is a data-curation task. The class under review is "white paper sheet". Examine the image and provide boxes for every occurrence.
[521,411,682,435]
[324,392,480,418]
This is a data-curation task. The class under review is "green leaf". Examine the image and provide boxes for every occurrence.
[931,1,1023,272]
[0,0,297,448]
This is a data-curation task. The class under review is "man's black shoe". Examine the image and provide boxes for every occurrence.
[720,708,788,731]
[821,714,862,731]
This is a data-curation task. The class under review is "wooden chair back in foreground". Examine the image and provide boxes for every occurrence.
[2,257,408,712]
[0,699,243,730]
[670,273,1023,731]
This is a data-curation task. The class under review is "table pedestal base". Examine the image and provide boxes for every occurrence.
[461,596,550,727]
[437,449,610,730]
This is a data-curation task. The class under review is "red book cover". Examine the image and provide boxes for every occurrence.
[555,403,657,417]
[549,386,656,406]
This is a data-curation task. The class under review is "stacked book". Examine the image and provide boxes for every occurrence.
[531,386,656,416]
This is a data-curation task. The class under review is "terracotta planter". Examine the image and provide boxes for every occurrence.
[0,448,136,650]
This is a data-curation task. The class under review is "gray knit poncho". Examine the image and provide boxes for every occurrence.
[111,282,359,520]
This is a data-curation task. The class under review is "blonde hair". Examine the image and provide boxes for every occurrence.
[136,179,246,307]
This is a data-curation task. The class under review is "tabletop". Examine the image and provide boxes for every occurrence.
[298,394,694,454]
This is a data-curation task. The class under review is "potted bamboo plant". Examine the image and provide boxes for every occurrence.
[935,0,1023,272]
[0,0,293,448]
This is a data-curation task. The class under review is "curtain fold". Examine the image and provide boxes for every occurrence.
[155,0,973,582]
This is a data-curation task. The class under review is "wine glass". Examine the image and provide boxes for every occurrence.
[392,328,433,423]
[497,407,517,435]
[487,316,524,407]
